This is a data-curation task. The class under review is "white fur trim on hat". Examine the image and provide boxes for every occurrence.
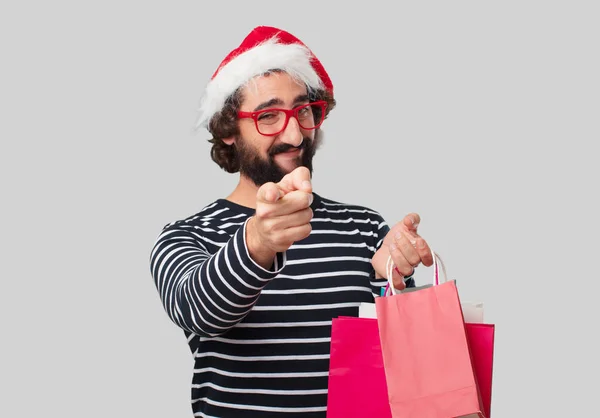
[195,37,324,129]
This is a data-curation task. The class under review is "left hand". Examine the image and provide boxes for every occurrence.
[371,213,434,290]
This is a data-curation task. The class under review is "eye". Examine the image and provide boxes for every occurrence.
[256,111,282,126]
[297,107,312,118]
[258,112,278,121]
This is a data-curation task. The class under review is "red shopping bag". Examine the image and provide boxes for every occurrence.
[326,316,391,417]
[375,252,486,417]
[465,323,495,418]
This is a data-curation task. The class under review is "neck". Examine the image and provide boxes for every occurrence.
[225,175,261,209]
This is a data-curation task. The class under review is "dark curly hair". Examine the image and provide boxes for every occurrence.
[206,78,336,173]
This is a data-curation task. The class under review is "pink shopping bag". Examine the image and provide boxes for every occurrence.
[375,251,487,417]
[465,323,495,418]
[326,316,391,417]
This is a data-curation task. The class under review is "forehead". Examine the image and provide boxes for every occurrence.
[239,71,308,109]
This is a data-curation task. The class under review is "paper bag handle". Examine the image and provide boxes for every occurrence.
[384,250,448,296]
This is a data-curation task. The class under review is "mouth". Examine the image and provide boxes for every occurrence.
[274,148,302,159]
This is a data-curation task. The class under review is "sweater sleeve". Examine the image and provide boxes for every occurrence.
[149,218,286,338]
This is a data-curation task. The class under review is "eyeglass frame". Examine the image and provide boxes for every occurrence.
[237,100,328,136]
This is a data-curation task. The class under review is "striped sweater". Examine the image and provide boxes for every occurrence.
[149,193,414,417]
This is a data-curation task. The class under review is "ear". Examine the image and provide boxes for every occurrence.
[222,137,235,146]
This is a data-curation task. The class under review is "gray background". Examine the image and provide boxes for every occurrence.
[2,1,598,417]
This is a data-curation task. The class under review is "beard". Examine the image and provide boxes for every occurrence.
[236,133,321,187]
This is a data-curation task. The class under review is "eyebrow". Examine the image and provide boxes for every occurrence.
[253,94,310,112]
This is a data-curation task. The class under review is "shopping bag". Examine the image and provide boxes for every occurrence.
[359,309,495,416]
[326,316,391,417]
[375,252,487,417]
[462,301,485,323]
[356,310,495,417]
[465,323,495,418]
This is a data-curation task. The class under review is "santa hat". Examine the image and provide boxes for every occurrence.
[196,26,334,129]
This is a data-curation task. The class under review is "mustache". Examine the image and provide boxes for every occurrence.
[269,138,310,156]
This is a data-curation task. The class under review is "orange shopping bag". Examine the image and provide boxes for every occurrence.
[375,252,487,417]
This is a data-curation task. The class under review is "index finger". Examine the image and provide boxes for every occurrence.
[277,166,312,194]
[256,182,282,204]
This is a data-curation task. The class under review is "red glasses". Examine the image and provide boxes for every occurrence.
[237,101,328,136]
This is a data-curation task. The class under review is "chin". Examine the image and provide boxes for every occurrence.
[277,159,302,173]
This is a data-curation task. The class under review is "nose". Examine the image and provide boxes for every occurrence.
[278,115,303,147]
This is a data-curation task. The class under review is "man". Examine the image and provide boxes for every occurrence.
[149,26,434,417]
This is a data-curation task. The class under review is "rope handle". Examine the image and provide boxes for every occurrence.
[383,250,448,296]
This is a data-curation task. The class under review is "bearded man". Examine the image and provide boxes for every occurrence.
[149,26,433,417]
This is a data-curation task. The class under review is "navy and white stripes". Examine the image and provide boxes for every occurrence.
[150,193,406,417]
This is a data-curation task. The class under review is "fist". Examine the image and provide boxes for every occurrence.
[372,213,433,290]
[247,167,314,265]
